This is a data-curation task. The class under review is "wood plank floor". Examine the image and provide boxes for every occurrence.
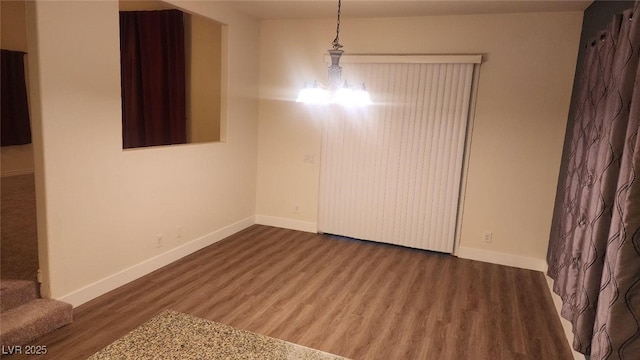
[7,225,573,359]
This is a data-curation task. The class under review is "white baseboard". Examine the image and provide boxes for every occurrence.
[57,216,255,307]
[254,214,317,233]
[456,246,547,272]
[545,274,584,360]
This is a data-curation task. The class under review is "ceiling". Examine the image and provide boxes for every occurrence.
[220,0,593,19]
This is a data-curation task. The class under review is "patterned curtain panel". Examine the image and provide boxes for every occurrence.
[547,2,640,359]
[1,49,32,146]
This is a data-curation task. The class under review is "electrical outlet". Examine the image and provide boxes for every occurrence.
[294,205,300,214]
[176,226,182,240]
[156,234,163,248]
[483,231,493,244]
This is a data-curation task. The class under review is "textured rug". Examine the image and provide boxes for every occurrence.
[89,310,348,360]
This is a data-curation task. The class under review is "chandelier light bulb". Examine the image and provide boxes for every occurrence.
[296,82,330,104]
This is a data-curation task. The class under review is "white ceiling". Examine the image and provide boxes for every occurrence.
[219,0,593,19]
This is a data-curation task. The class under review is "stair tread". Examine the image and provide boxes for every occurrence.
[1,298,73,347]
[0,280,39,313]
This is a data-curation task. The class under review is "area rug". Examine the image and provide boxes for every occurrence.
[88,310,348,359]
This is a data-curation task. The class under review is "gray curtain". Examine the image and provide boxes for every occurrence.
[547,2,640,359]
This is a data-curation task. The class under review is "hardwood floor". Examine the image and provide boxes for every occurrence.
[7,225,573,359]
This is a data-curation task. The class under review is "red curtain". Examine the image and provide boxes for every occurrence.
[1,49,32,147]
[119,10,186,149]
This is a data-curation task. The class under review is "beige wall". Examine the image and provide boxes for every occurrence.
[187,14,223,143]
[256,12,582,266]
[22,0,581,302]
[118,0,173,11]
[25,0,259,300]
[1,0,35,176]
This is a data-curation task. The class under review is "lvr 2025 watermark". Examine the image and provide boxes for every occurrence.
[2,345,48,355]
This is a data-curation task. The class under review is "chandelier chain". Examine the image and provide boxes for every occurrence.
[332,0,343,50]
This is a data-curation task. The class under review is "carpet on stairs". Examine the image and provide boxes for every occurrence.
[0,279,73,347]
[1,280,39,313]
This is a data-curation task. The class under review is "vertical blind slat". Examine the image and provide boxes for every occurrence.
[318,61,474,253]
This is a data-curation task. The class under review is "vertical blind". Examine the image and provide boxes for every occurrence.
[318,60,477,253]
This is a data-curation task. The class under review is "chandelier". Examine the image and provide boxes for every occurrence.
[296,0,372,106]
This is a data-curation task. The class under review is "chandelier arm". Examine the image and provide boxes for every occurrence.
[332,0,343,50]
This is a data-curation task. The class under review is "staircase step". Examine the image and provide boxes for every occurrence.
[0,280,39,313]
[0,299,73,347]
